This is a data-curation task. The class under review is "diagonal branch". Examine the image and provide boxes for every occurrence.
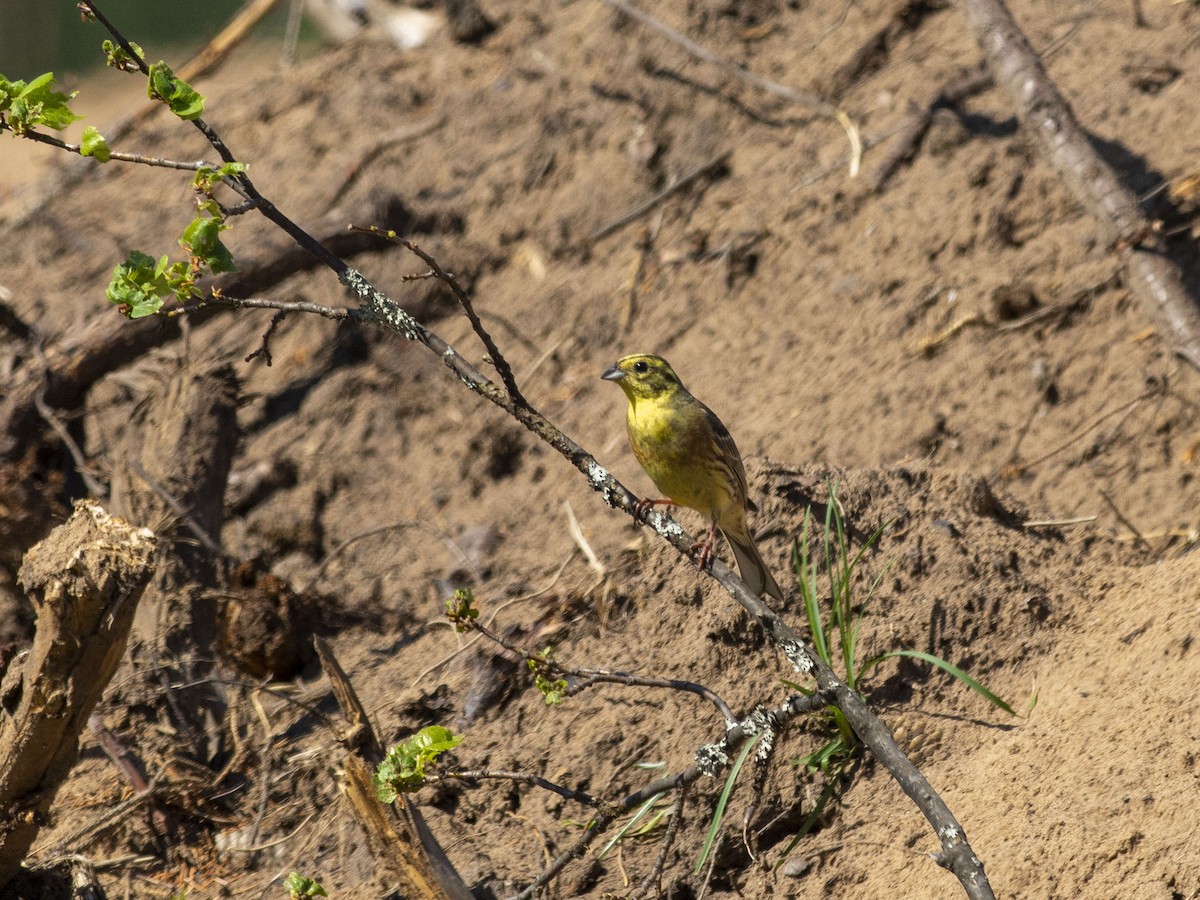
[343,263,996,899]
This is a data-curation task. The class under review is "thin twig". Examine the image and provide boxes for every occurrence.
[1098,490,1152,554]
[244,309,287,365]
[636,787,686,898]
[0,123,217,170]
[1022,515,1097,528]
[350,228,528,409]
[300,520,418,594]
[568,671,736,725]
[32,387,108,498]
[590,152,731,242]
[169,292,353,321]
[1009,386,1159,475]
[599,0,861,175]
[696,828,723,900]
[87,714,171,838]
[128,458,227,558]
[47,772,166,854]
[563,501,605,574]
[408,555,573,687]
[1004,393,1044,468]
[443,771,611,810]
[167,675,335,728]
[221,812,317,854]
[325,116,447,206]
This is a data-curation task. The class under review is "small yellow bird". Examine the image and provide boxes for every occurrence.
[602,353,785,602]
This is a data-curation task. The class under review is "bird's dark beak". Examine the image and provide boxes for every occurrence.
[600,364,625,382]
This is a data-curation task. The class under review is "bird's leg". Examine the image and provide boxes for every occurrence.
[632,497,674,521]
[690,521,720,571]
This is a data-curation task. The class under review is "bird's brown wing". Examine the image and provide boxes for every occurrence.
[702,404,750,509]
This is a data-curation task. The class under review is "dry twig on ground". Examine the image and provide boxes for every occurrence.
[314,638,473,900]
[962,0,1200,369]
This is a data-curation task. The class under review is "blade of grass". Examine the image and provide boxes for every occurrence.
[876,649,1015,715]
[599,790,667,858]
[694,732,760,873]
[775,770,842,864]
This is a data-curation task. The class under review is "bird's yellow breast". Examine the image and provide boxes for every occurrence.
[625,394,733,519]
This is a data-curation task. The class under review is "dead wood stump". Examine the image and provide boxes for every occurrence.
[0,501,155,888]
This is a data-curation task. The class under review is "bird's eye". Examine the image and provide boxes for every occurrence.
[633,360,649,373]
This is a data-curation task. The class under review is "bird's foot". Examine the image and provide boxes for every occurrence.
[690,523,720,571]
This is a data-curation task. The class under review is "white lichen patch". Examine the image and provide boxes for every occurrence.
[695,742,731,776]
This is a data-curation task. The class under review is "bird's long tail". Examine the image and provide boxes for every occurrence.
[720,527,786,603]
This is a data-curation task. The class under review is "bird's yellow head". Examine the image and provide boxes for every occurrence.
[600,354,686,403]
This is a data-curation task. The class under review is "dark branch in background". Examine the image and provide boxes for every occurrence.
[62,5,996,897]
[869,69,992,192]
[961,0,1200,370]
[601,0,834,116]
[442,770,614,812]
[87,713,171,839]
[589,151,732,243]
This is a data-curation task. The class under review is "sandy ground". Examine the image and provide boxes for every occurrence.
[2,0,1200,897]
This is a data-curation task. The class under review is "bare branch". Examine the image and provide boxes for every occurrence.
[568,671,737,725]
[0,123,218,170]
[962,0,1200,369]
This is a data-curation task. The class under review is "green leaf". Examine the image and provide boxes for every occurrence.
[0,72,80,134]
[374,726,463,801]
[534,673,568,705]
[180,215,237,274]
[193,161,248,194]
[80,125,111,162]
[105,250,194,318]
[598,791,669,858]
[445,588,479,632]
[101,39,144,72]
[147,62,204,120]
[283,872,327,898]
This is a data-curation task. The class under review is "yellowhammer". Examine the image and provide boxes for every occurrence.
[601,353,785,602]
